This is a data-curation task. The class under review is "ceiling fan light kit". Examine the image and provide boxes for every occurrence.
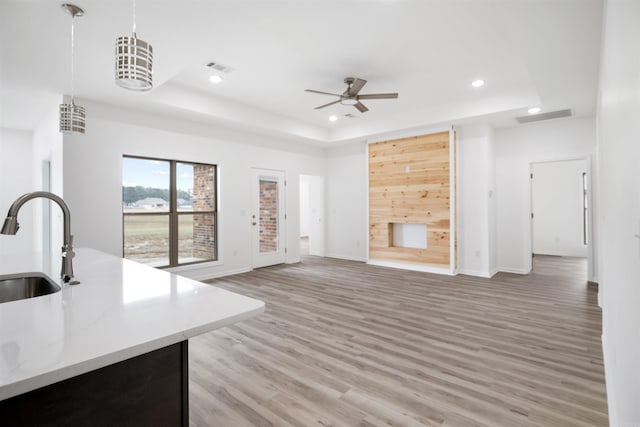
[340,98,358,106]
[59,3,86,134]
[115,0,153,91]
[305,77,398,113]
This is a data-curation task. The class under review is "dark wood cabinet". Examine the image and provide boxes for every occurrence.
[0,341,189,426]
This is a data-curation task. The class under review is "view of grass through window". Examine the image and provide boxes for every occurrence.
[122,157,217,267]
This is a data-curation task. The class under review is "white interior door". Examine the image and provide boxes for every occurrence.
[531,159,588,257]
[252,169,286,268]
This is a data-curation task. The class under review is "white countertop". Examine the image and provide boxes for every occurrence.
[0,248,265,400]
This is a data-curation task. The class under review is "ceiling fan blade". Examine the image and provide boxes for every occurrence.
[347,78,367,96]
[305,89,341,97]
[354,102,369,113]
[315,99,341,110]
[357,93,399,100]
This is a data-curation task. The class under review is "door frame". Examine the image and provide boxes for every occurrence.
[528,156,593,278]
[299,174,325,257]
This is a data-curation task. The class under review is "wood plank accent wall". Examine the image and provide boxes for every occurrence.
[369,131,453,267]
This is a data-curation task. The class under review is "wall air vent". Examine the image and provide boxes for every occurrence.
[206,62,235,74]
[516,109,572,124]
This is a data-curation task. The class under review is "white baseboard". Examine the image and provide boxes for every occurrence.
[325,253,367,262]
[533,249,588,257]
[286,257,301,264]
[367,259,454,275]
[176,266,252,281]
[598,287,602,308]
[601,333,616,427]
[458,268,497,278]
[496,266,530,275]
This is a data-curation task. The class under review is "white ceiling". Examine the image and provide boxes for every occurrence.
[0,0,603,144]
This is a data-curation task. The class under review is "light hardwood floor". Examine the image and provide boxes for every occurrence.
[190,255,607,426]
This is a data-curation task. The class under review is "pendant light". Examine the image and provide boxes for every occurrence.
[115,0,153,91]
[59,4,86,134]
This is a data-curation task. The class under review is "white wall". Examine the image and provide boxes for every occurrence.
[597,0,640,424]
[62,101,325,280]
[457,124,497,277]
[0,104,63,262]
[487,128,498,274]
[326,142,367,261]
[32,105,64,262]
[494,116,596,275]
[0,127,35,255]
[531,159,588,257]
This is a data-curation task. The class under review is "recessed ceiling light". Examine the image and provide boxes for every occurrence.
[329,115,338,122]
[209,75,223,84]
[471,79,485,88]
[528,107,541,114]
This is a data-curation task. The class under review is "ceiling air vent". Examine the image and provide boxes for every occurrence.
[516,109,572,124]
[206,62,234,74]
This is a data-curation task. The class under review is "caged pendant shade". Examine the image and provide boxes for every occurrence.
[59,102,86,134]
[59,3,86,134]
[115,0,153,91]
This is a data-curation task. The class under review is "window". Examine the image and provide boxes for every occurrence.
[122,156,217,267]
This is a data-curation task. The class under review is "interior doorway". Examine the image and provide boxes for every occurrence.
[299,174,325,257]
[530,158,590,272]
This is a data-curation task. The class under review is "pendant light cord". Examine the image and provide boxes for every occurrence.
[70,14,75,103]
[132,0,137,35]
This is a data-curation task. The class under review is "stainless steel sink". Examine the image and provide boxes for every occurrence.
[0,273,61,303]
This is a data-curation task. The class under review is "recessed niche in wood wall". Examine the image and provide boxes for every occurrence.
[368,131,454,268]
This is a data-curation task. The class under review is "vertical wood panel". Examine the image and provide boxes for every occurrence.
[368,131,452,267]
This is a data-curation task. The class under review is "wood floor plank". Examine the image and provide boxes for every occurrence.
[189,255,607,426]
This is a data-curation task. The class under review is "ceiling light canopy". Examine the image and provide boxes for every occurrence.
[59,3,86,135]
[115,0,153,91]
[528,107,542,114]
[471,79,485,88]
[209,75,223,84]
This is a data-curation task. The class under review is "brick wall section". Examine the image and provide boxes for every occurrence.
[259,180,278,253]
[193,165,216,259]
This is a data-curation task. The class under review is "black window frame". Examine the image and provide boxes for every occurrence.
[122,155,218,268]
